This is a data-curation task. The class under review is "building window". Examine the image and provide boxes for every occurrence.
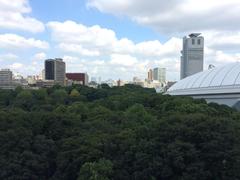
[192,39,195,45]
[198,39,201,45]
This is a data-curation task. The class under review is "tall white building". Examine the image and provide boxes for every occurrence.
[181,33,204,79]
[153,67,166,83]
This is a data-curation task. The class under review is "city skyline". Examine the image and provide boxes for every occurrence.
[0,0,240,81]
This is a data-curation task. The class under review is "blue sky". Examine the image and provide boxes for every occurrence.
[0,0,240,81]
[30,0,166,42]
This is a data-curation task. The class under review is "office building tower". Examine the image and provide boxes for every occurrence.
[181,33,204,79]
[45,58,66,86]
[0,69,12,85]
[148,69,153,81]
[45,60,55,80]
[153,67,166,83]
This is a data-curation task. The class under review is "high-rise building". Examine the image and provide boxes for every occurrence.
[0,69,12,85]
[153,67,166,83]
[45,58,65,86]
[147,69,153,81]
[181,33,204,79]
[45,60,55,80]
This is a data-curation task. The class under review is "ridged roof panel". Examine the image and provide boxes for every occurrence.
[168,62,240,93]
[222,63,240,85]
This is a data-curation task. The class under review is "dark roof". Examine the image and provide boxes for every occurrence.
[66,73,86,81]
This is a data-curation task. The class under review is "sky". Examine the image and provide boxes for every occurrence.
[1,0,240,81]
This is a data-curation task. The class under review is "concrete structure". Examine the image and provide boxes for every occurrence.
[164,81,177,92]
[27,76,37,85]
[26,75,41,85]
[153,67,166,83]
[0,69,12,85]
[0,69,13,89]
[167,62,240,109]
[41,69,45,80]
[13,74,28,87]
[147,69,153,81]
[181,33,204,79]
[45,58,65,86]
[66,73,89,86]
[36,80,55,88]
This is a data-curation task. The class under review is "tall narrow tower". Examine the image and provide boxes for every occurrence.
[180,33,204,79]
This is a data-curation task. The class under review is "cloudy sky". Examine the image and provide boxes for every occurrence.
[0,0,240,81]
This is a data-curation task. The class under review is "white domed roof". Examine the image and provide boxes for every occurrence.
[168,62,240,95]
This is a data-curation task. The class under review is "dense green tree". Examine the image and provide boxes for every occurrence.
[51,89,68,104]
[78,159,113,180]
[14,90,33,110]
[70,89,80,97]
[0,84,240,180]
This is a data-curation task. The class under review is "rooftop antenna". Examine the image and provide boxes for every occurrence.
[208,64,215,70]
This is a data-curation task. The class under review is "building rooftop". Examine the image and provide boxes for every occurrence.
[168,62,240,95]
[189,33,201,37]
[45,58,63,61]
[0,69,11,71]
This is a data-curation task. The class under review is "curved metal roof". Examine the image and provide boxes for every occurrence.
[168,62,240,95]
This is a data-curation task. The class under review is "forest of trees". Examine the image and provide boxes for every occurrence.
[0,84,240,180]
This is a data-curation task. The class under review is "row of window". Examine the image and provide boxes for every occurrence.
[192,39,201,45]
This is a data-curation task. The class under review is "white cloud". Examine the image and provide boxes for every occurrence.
[87,0,240,33]
[84,0,240,80]
[0,0,45,33]
[33,52,47,61]
[135,38,182,58]
[0,53,18,61]
[47,21,181,58]
[204,50,240,69]
[0,0,238,81]
[0,34,49,50]
[9,62,23,70]
[86,0,240,55]
[46,20,184,79]
[63,55,80,64]
[46,20,240,80]
[59,43,100,56]
[47,21,116,46]
[110,54,138,66]
[204,31,240,51]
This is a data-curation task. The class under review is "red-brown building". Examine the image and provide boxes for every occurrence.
[66,73,89,86]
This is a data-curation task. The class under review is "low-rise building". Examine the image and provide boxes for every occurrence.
[66,73,89,86]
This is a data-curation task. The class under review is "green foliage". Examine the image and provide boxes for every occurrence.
[51,89,68,104]
[14,90,33,110]
[0,84,240,180]
[70,89,80,97]
[78,158,113,180]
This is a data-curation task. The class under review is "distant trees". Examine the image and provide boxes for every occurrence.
[0,84,239,179]
[78,159,113,180]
